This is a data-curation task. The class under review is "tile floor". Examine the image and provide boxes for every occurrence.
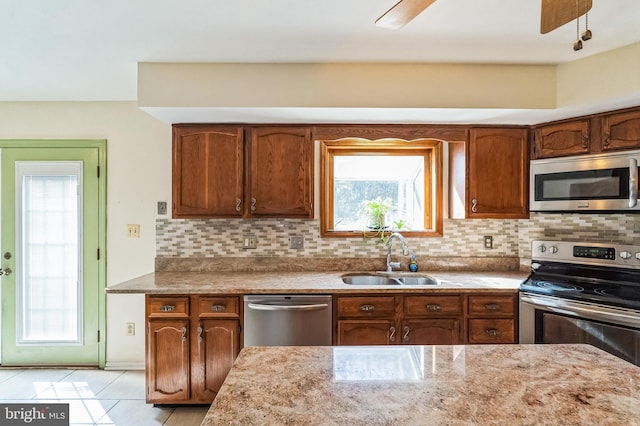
[0,368,209,425]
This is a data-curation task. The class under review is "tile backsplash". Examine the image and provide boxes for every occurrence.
[156,213,640,269]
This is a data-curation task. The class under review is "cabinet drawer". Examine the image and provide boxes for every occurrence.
[148,297,189,317]
[468,319,515,344]
[404,296,462,316]
[337,297,396,318]
[468,295,515,316]
[198,297,239,318]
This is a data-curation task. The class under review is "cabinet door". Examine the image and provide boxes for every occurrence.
[249,127,313,217]
[146,320,190,403]
[601,110,640,151]
[172,126,244,217]
[467,128,529,218]
[337,320,396,345]
[533,120,590,158]
[192,319,240,402]
[402,319,461,345]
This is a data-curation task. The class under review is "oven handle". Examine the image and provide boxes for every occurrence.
[521,293,640,328]
[630,158,638,208]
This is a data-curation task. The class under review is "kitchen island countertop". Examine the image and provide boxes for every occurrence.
[106,270,527,294]
[202,344,640,425]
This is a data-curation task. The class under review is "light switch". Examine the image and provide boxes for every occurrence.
[127,224,140,238]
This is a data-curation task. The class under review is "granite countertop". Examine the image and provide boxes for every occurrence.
[105,270,528,294]
[203,344,640,425]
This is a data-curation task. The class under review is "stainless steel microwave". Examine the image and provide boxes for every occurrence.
[530,150,640,212]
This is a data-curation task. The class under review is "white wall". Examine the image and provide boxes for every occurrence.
[0,101,171,368]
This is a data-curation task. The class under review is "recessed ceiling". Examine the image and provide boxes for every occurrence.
[2,0,639,123]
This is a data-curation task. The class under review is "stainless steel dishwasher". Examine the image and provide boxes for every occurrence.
[243,295,332,346]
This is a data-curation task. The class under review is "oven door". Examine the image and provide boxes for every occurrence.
[530,150,640,211]
[520,292,640,366]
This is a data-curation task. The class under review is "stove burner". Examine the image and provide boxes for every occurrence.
[594,286,640,300]
[534,281,584,292]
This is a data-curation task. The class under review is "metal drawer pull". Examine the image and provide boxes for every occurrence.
[160,305,176,312]
[403,326,410,342]
[197,326,203,343]
[211,304,226,312]
[181,327,187,342]
[359,304,375,312]
[251,197,257,211]
[471,199,478,213]
[485,328,501,337]
[235,198,242,212]
[426,304,441,311]
[389,326,396,342]
[485,303,501,311]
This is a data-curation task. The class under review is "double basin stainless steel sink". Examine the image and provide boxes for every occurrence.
[341,273,439,286]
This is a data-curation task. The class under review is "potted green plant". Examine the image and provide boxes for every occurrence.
[361,197,392,230]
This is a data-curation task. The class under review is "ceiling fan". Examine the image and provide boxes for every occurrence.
[375,0,592,34]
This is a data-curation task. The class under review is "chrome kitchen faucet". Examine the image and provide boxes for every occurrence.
[386,232,409,272]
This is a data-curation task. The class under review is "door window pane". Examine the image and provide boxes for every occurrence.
[16,162,83,344]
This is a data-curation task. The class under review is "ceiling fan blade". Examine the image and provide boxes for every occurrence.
[540,0,592,34]
[375,0,438,30]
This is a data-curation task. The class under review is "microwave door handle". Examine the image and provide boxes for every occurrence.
[630,158,638,208]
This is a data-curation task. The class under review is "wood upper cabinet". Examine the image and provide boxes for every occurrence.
[172,126,244,218]
[467,128,529,219]
[534,120,590,158]
[249,127,313,217]
[172,124,313,218]
[601,110,640,151]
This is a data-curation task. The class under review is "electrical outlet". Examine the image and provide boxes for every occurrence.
[483,235,493,249]
[242,234,257,249]
[157,201,167,215]
[127,224,140,238]
[126,322,135,336]
[289,235,304,249]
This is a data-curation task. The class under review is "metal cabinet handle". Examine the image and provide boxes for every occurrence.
[582,133,590,148]
[389,326,396,343]
[630,158,638,208]
[359,304,375,312]
[485,328,501,337]
[235,198,242,212]
[181,327,187,342]
[211,304,226,312]
[471,199,478,213]
[426,304,441,311]
[250,197,257,211]
[197,326,203,344]
[160,305,175,312]
[485,303,501,311]
[0,267,12,276]
[603,132,610,147]
[402,326,410,343]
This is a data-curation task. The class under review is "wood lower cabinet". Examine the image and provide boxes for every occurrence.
[335,292,517,346]
[146,319,190,403]
[467,128,529,219]
[335,295,463,346]
[466,294,517,344]
[146,295,240,404]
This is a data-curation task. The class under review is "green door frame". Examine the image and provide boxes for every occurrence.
[0,139,107,368]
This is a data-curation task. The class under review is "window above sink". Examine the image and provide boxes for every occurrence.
[319,138,444,238]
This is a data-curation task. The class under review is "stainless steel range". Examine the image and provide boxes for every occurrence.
[520,240,640,367]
